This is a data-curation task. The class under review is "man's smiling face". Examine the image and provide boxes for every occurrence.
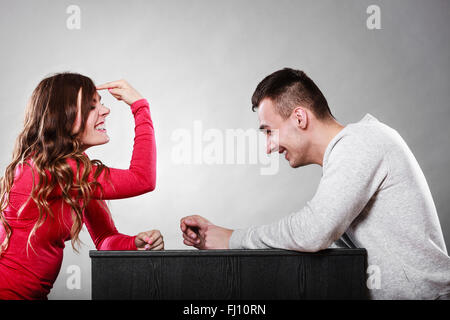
[258,98,311,168]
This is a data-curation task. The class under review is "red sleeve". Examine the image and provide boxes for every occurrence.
[83,198,137,250]
[53,98,156,200]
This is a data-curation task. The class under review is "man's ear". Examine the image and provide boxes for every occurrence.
[292,107,308,129]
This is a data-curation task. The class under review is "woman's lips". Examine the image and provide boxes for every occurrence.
[95,122,106,132]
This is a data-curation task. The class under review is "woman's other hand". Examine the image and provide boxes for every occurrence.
[96,79,144,105]
[135,229,164,250]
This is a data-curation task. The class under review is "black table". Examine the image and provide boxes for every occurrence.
[90,249,368,300]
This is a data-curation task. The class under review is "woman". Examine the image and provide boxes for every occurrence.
[0,73,163,299]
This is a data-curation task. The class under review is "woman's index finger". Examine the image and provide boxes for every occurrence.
[96,80,123,90]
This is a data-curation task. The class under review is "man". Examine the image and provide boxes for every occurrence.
[180,68,450,299]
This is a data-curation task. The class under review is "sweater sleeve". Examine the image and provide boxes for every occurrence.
[83,198,137,250]
[229,134,388,252]
[53,98,156,200]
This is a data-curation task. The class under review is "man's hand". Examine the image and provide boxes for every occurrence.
[180,215,234,249]
[135,229,164,250]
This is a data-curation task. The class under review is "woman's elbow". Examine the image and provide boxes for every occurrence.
[145,184,156,193]
[140,178,156,193]
[135,172,156,193]
[144,177,156,192]
[94,239,105,250]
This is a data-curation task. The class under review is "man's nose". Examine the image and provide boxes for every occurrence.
[266,137,278,154]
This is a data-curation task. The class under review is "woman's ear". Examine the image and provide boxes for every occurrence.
[293,107,308,129]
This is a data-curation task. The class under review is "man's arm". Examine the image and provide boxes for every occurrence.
[181,134,388,251]
[230,134,388,251]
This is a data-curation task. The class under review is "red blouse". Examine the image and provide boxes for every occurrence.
[0,98,156,299]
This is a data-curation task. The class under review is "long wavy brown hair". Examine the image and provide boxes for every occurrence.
[0,72,110,256]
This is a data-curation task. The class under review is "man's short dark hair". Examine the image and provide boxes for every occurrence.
[251,68,335,120]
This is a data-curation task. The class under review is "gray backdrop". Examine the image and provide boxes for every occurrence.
[0,0,448,299]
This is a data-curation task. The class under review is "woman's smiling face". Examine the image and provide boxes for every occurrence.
[72,89,111,150]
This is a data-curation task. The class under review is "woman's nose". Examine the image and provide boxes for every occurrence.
[100,104,110,116]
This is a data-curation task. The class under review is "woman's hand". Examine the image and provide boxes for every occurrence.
[135,229,164,250]
[96,79,144,105]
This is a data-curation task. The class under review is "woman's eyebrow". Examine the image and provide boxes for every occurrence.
[93,93,102,103]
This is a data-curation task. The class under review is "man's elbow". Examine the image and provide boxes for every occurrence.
[291,230,335,253]
[305,240,333,252]
[293,240,329,253]
[308,230,340,252]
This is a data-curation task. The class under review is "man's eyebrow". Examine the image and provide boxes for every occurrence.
[259,124,270,130]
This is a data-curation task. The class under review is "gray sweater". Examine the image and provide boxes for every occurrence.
[229,114,450,299]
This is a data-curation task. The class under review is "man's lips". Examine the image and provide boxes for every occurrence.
[279,147,288,160]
